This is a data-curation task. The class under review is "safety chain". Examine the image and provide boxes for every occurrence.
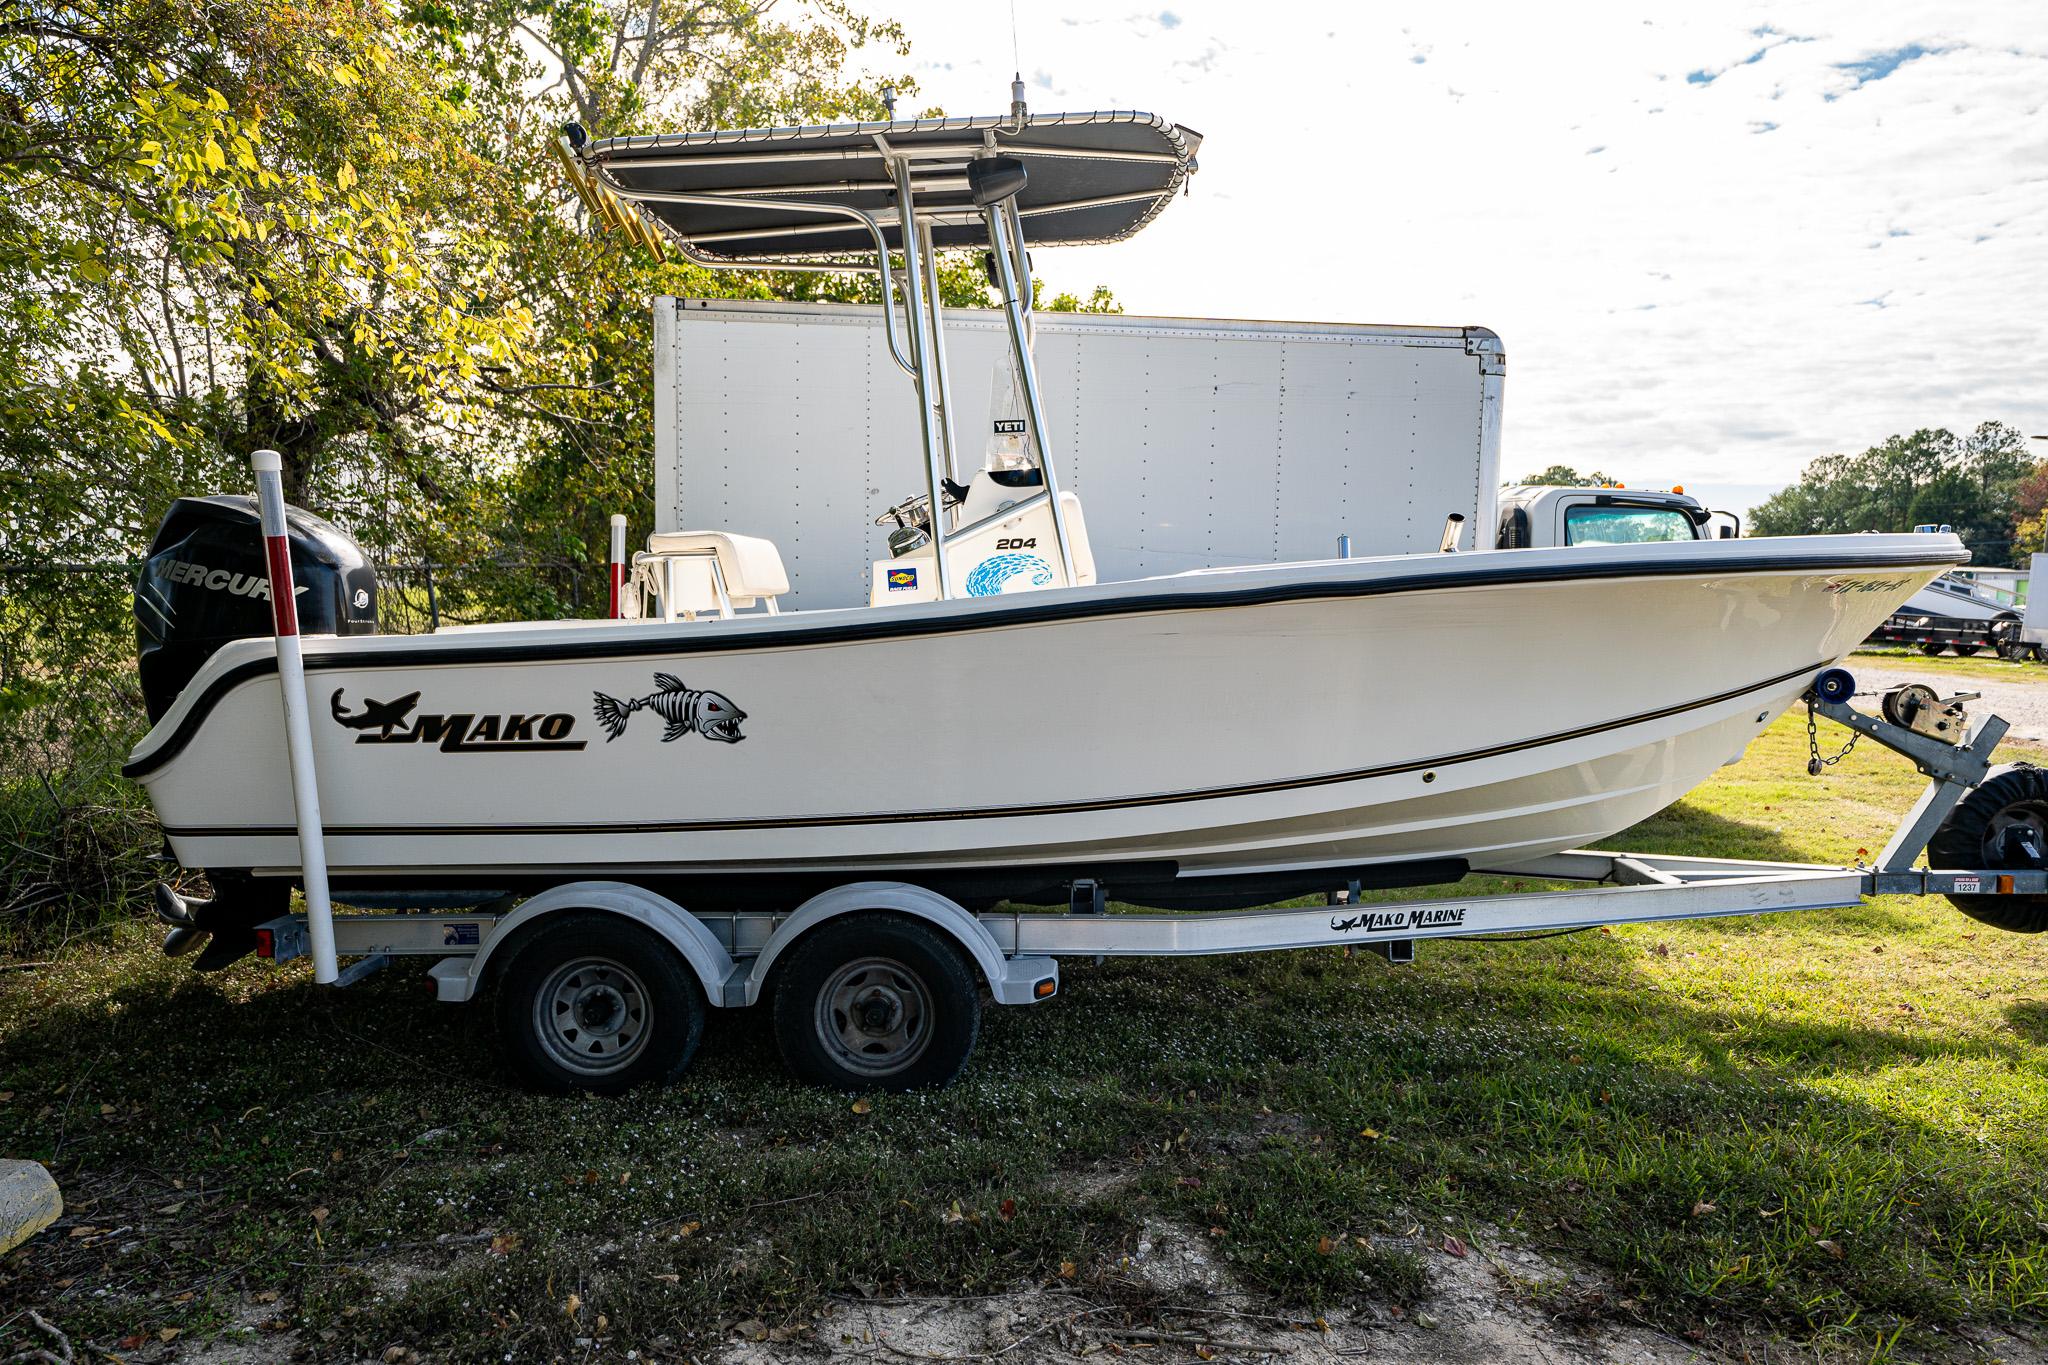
[1805,698,1860,775]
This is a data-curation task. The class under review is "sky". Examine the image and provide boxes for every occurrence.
[875,0,2048,515]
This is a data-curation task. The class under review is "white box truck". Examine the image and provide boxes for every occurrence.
[654,297,1507,609]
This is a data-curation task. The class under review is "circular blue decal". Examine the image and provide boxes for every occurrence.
[965,552,1054,597]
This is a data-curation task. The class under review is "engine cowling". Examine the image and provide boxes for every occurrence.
[135,494,379,723]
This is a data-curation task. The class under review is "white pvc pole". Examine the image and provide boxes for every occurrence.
[251,450,338,984]
[608,513,627,619]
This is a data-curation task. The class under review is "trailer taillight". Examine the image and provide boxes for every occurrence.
[255,927,275,959]
[1034,977,1057,999]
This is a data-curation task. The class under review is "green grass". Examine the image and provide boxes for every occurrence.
[2,713,2045,1361]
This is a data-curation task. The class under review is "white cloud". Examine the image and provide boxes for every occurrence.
[873,0,2048,506]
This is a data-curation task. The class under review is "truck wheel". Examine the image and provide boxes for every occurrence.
[1926,764,2048,933]
[1962,643,1992,657]
[1919,643,1948,657]
[771,914,981,1091]
[495,914,705,1093]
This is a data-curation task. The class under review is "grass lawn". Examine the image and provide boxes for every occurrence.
[2,712,2045,1362]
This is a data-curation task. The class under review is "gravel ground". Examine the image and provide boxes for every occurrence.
[1852,664,2048,743]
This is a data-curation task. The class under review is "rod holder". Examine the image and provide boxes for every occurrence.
[608,513,627,619]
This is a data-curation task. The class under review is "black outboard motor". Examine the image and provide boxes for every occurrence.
[136,494,379,723]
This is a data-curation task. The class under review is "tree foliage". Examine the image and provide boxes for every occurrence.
[1748,424,2039,565]
[1516,464,1615,487]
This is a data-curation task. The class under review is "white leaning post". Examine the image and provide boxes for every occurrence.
[250,449,339,985]
[608,513,627,619]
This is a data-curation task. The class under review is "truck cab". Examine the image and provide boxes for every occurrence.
[1496,485,1731,549]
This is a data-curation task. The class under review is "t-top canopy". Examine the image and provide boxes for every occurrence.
[579,110,1201,261]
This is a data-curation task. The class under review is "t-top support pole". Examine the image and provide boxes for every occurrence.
[981,201,1079,588]
[890,157,956,599]
[916,219,963,484]
[250,449,338,985]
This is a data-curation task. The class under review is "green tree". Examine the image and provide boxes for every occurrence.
[1749,423,2035,565]
[1515,464,1615,487]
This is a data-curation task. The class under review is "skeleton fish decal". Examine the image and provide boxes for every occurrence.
[592,674,747,745]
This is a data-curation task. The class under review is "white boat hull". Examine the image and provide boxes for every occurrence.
[127,535,1963,908]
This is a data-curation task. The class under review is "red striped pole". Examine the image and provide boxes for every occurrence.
[252,450,338,984]
[609,514,627,619]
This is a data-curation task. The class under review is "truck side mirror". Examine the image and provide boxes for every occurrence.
[1719,525,1736,539]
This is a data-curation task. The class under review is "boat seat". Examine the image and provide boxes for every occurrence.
[633,531,789,621]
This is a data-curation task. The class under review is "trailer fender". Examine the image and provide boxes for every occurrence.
[435,881,734,1005]
[742,881,1055,1008]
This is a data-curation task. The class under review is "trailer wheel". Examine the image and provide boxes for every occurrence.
[495,914,705,1093]
[1926,764,2048,933]
[1919,643,1949,657]
[771,914,981,1091]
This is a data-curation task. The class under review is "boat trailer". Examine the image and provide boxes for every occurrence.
[154,668,2045,1091]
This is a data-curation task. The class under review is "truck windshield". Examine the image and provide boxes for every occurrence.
[1564,505,1697,545]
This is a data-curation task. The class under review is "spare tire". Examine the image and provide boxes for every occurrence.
[1925,763,2048,932]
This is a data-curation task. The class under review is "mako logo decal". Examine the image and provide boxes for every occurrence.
[1819,577,1912,595]
[1330,906,1467,934]
[329,689,585,752]
[158,558,307,600]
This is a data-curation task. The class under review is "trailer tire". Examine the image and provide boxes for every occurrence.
[494,914,705,1094]
[1926,764,2048,933]
[1919,643,1948,657]
[771,914,981,1091]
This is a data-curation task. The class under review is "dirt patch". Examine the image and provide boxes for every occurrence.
[720,1221,1745,1363]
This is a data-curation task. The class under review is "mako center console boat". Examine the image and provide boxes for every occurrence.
[126,102,1967,920]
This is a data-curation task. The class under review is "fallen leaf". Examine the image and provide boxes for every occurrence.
[563,1292,583,1317]
[652,1273,680,1284]
[1208,1226,1226,1238]
[253,1289,281,1304]
[311,1206,330,1226]
[1315,1235,1335,1255]
[850,1098,872,1115]
[489,1233,521,1256]
[159,1327,181,1342]
[677,1220,701,1238]
[1441,1234,1469,1258]
[999,1199,1016,1221]
[68,1226,101,1239]
[119,1335,148,1349]
[1816,1238,1845,1259]
[1058,1261,1077,1279]
[157,1202,185,1216]
[100,1104,116,1116]
[1691,1201,1717,1217]
[1358,1127,1381,1139]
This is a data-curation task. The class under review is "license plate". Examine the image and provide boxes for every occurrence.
[1952,875,1982,894]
